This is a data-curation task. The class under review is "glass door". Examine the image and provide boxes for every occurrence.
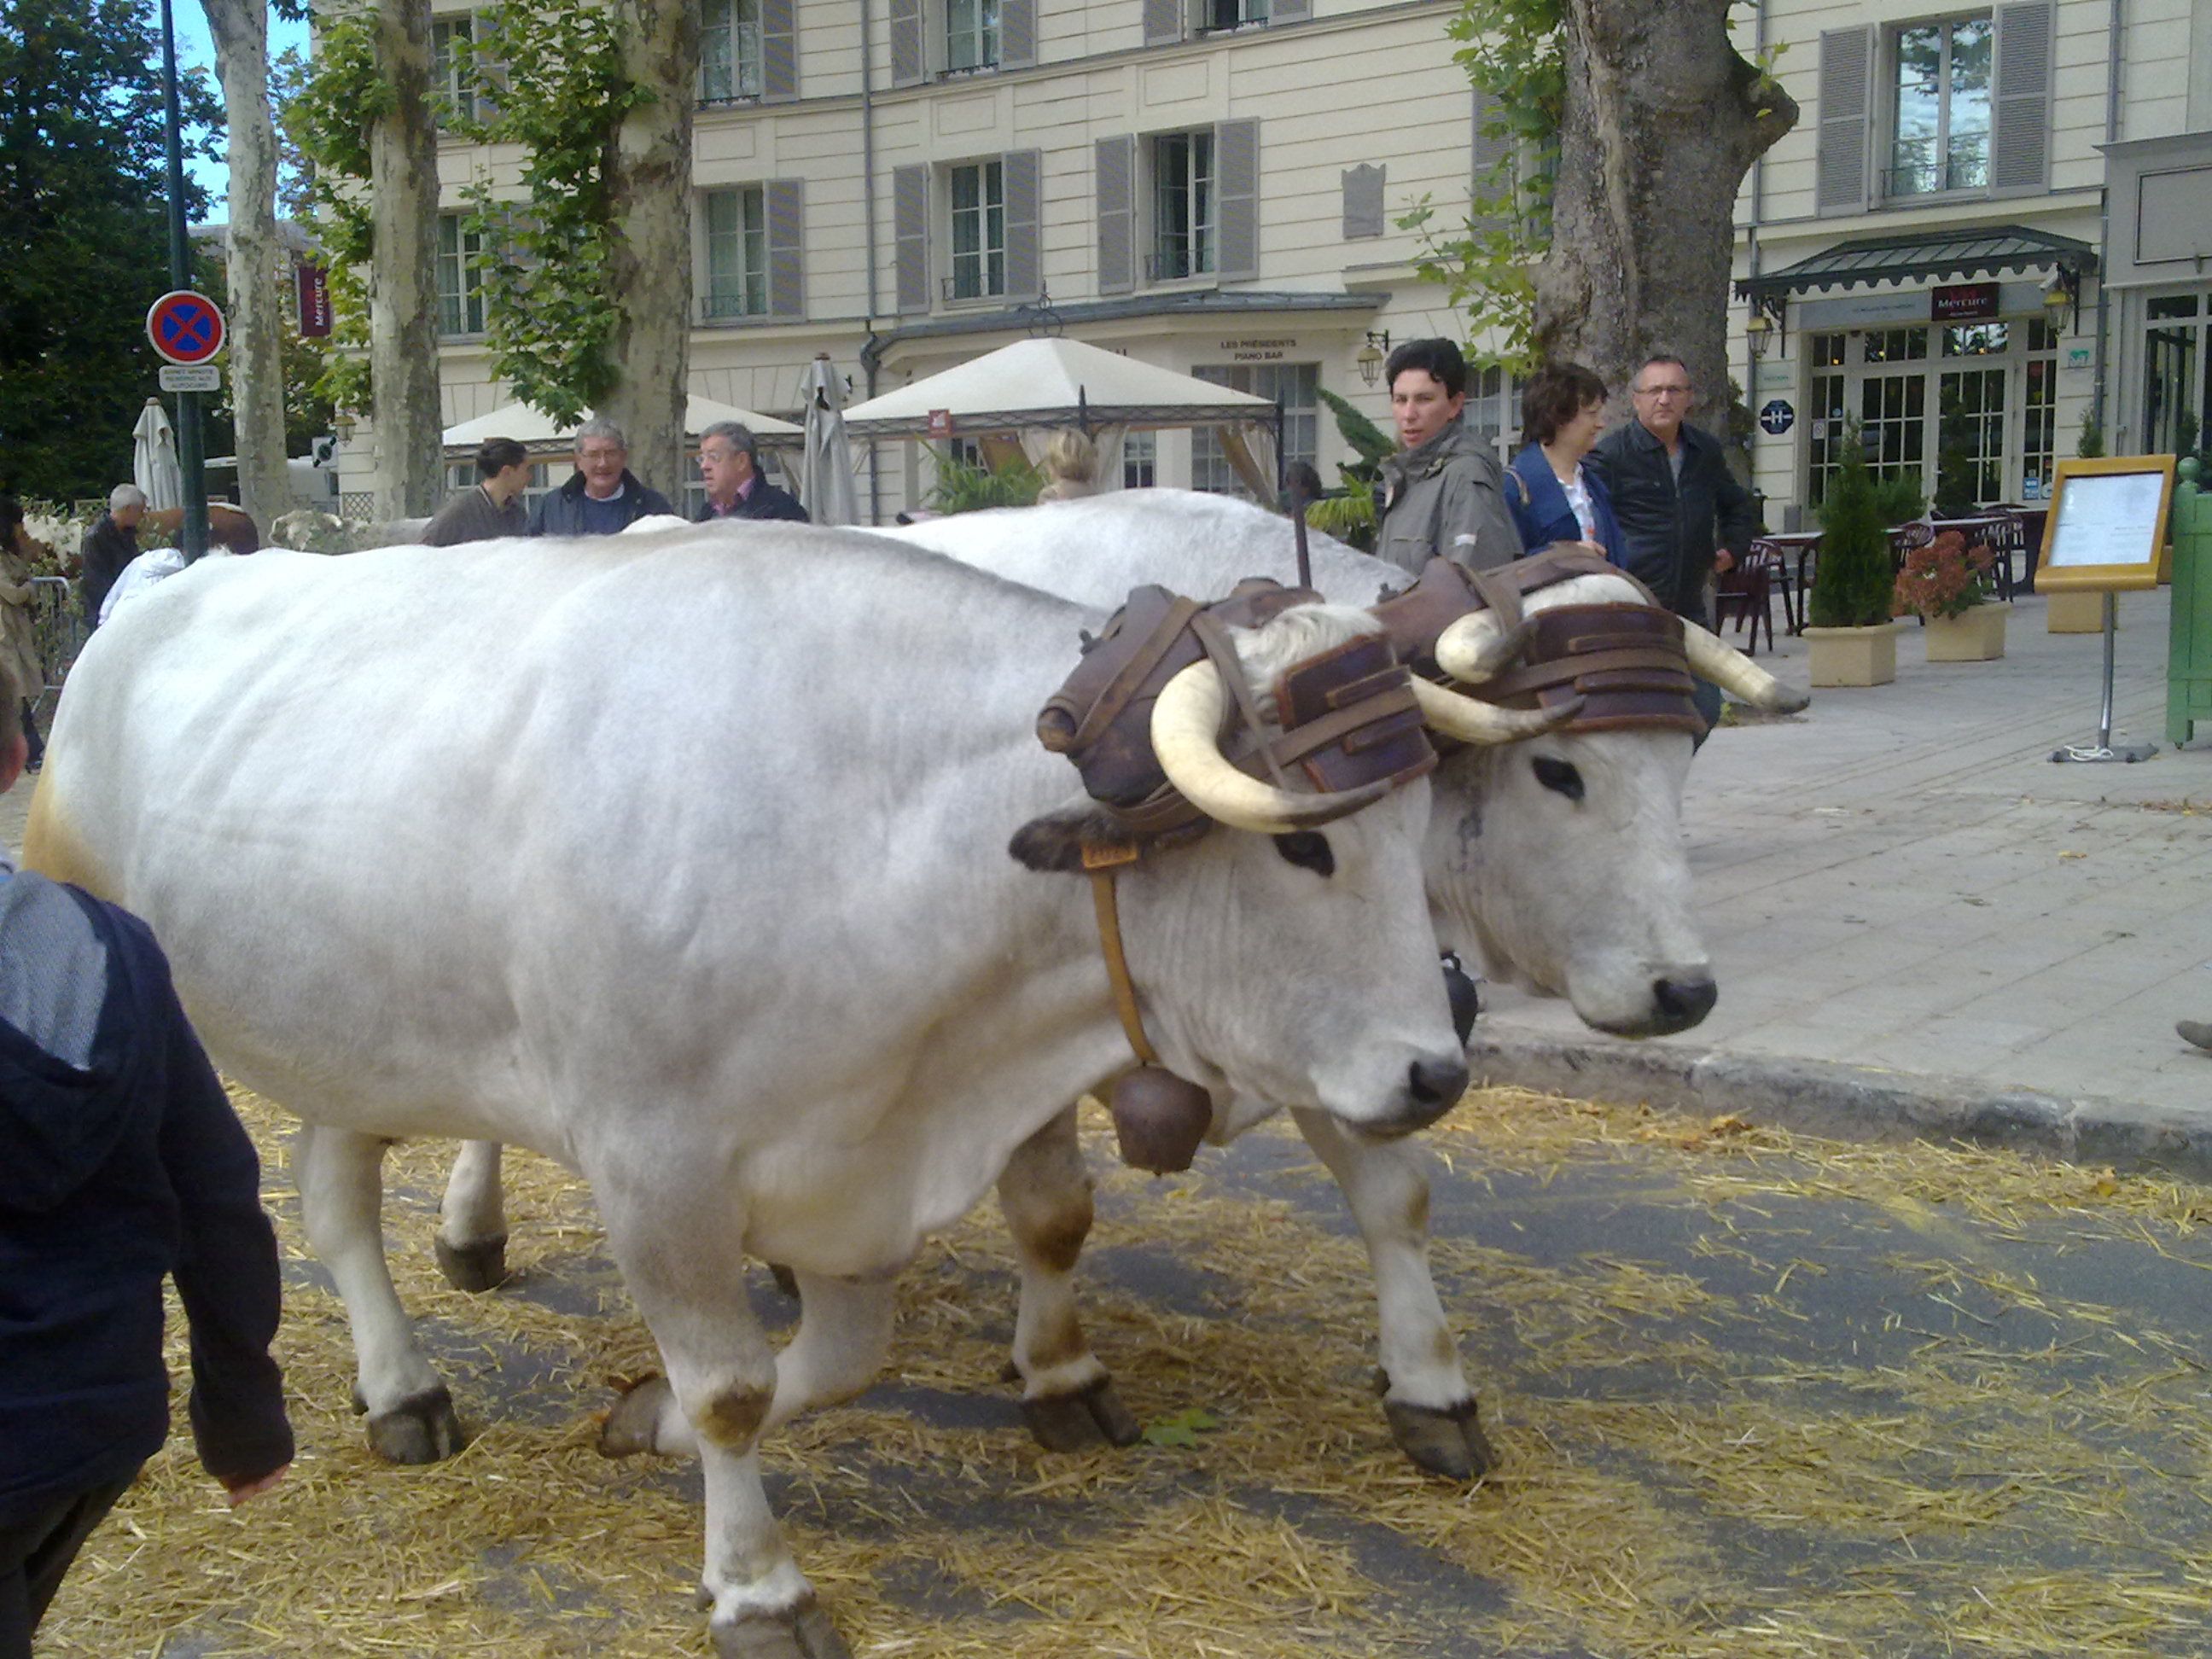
[2143,294,2207,462]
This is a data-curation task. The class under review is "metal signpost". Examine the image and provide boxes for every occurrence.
[2034,456,2178,765]
[157,0,210,560]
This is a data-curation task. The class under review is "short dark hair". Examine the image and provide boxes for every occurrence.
[1633,354,1691,391]
[1383,337,1467,399]
[475,438,528,479]
[1521,362,1610,446]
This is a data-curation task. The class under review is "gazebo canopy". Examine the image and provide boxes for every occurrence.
[841,337,1275,439]
[440,395,800,452]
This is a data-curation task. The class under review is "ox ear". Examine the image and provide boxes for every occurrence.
[1009,796,1131,873]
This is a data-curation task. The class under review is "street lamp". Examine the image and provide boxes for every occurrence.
[1745,310,1774,360]
[1356,330,1391,387]
[2042,268,2081,335]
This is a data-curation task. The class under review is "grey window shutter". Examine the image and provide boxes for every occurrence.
[889,0,924,87]
[1096,135,1135,295]
[1003,149,1042,299]
[1143,0,1182,48]
[1814,27,1871,216]
[894,163,930,314]
[766,178,805,317]
[1991,3,2055,195]
[1000,0,1036,68]
[1215,118,1260,281]
[1342,163,1385,240]
[1272,0,1311,20]
[760,0,797,102]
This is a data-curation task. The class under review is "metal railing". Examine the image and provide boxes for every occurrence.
[28,577,84,718]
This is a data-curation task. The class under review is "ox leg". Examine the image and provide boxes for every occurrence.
[1290,1107,1496,1481]
[293,1122,469,1464]
[435,1139,509,1291]
[998,1105,1139,1452]
[598,1199,852,1658]
[601,1272,897,1460]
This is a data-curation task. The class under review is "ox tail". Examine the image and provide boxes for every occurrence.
[20,771,113,899]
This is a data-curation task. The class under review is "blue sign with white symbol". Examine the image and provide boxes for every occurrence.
[147,290,227,366]
[1758,398,1795,437]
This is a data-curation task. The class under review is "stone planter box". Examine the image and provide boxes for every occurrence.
[1923,604,2008,662]
[1803,622,1901,687]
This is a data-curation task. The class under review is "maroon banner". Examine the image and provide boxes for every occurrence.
[295,263,333,339]
[1930,282,1999,323]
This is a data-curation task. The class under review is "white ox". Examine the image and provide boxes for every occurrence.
[491,493,1806,1483]
[26,527,1473,1658]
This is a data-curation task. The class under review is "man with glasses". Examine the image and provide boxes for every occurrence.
[529,419,675,537]
[1587,355,1764,734]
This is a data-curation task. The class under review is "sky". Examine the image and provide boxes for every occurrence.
[168,7,312,203]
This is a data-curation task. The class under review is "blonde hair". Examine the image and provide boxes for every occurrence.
[1043,430,1097,485]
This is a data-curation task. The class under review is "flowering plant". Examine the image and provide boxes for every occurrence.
[1892,531,1996,622]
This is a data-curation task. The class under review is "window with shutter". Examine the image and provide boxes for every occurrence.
[1150,131,1216,281]
[700,0,763,102]
[1142,0,1182,48]
[1214,119,1259,281]
[766,179,805,317]
[1886,15,1990,197]
[946,0,1000,72]
[1193,0,1270,34]
[1096,136,1135,295]
[890,0,925,85]
[1470,85,1513,230]
[1989,3,2053,195]
[1003,149,1042,300]
[436,213,487,338]
[702,186,769,319]
[894,164,931,314]
[1815,27,1872,216]
[948,161,1005,300]
[1342,164,1384,241]
[760,0,797,100]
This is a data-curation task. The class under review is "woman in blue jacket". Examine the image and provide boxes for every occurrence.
[1507,362,1628,566]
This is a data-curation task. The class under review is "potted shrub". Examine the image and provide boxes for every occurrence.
[1894,530,2005,661]
[1804,432,1903,687]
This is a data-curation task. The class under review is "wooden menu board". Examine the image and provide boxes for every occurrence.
[2034,456,2177,593]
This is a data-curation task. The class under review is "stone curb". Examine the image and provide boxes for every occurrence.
[1467,1027,2212,1185]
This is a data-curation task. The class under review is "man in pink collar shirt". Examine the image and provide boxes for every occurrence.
[696,422,807,524]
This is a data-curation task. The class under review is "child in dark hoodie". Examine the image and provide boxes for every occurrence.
[0,655,293,1656]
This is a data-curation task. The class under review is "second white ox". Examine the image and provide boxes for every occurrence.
[26,527,1470,1658]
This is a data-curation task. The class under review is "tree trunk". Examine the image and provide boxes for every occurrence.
[367,0,444,518]
[598,0,699,506]
[1534,0,1796,444]
[204,0,288,530]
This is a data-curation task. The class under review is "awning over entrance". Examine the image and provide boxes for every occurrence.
[1738,226,2100,303]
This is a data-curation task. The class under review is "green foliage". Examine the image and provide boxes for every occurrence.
[451,2,652,427]
[928,456,1040,514]
[0,0,225,499]
[1809,430,1895,629]
[279,15,382,416]
[1868,471,1925,527]
[1140,1407,1220,1449]
[1318,388,1392,481]
[1304,488,1377,553]
[2075,415,2105,460]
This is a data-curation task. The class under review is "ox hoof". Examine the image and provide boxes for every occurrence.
[599,1374,676,1458]
[767,1263,800,1300]
[1383,1395,1497,1482]
[711,1599,851,1659]
[434,1232,509,1292]
[1022,1377,1142,1452]
[367,1386,469,1464]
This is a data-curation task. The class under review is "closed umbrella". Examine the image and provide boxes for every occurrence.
[798,353,859,527]
[131,398,184,511]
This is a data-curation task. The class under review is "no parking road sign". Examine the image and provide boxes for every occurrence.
[147,289,227,366]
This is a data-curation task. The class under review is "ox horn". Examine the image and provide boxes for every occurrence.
[1410,678,1585,745]
[1680,623,1812,713]
[1150,661,1394,834]
[1432,614,1535,685]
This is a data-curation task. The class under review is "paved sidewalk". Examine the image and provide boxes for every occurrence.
[1478,583,2212,1167]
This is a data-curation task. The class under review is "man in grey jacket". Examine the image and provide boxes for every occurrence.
[1374,338,1522,578]
[422,437,533,546]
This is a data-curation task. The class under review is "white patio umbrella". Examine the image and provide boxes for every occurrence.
[798,353,859,527]
[131,398,183,511]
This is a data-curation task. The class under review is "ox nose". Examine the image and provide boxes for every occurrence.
[1402,1054,1471,1129]
[1650,974,1718,1033]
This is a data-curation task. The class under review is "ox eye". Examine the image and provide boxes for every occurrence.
[1531,755,1585,802]
[1272,831,1336,877]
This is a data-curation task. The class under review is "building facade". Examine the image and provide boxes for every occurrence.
[372,0,2212,527]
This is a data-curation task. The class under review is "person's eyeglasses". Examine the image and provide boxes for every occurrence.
[1634,384,1691,399]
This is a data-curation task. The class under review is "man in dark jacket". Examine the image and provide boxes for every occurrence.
[78,486,147,627]
[1586,354,1764,733]
[696,421,808,524]
[528,418,675,536]
[0,649,293,1653]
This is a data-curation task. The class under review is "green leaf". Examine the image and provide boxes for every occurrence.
[1141,1407,1221,1448]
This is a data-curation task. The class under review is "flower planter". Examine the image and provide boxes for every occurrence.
[1803,622,1901,688]
[1923,604,2007,662]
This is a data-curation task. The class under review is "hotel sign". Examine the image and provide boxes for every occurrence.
[1930,282,2000,322]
